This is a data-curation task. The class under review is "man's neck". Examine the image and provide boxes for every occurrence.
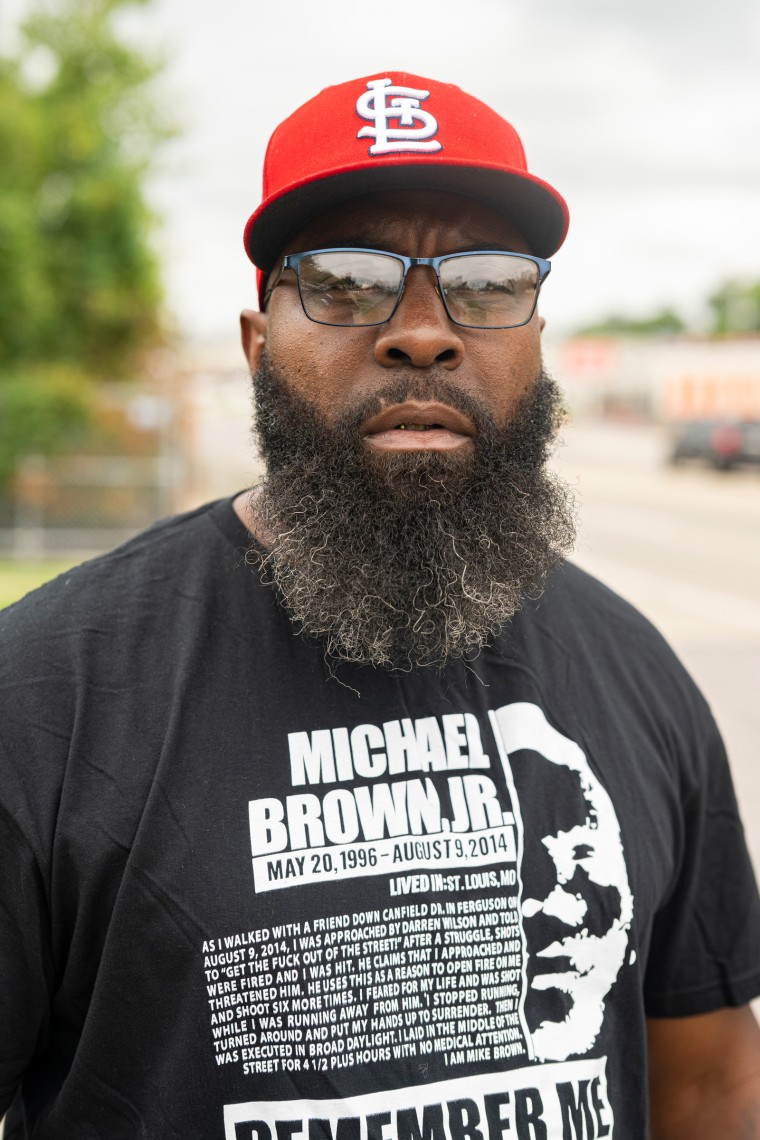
[232,487,262,540]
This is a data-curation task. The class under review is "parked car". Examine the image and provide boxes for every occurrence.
[669,419,760,470]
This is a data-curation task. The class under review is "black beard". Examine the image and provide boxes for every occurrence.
[247,353,576,670]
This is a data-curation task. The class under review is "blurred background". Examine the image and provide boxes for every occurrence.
[0,0,759,883]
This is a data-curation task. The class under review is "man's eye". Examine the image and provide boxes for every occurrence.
[308,275,355,292]
[455,279,515,293]
[450,284,518,305]
[573,844,594,860]
[486,280,517,295]
[309,276,391,295]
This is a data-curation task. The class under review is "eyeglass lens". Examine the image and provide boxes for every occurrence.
[439,254,539,328]
[295,251,540,328]
[297,251,402,326]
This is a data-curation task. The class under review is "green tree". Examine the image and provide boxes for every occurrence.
[0,365,94,488]
[0,54,51,366]
[708,279,760,335]
[576,307,687,337]
[0,0,171,489]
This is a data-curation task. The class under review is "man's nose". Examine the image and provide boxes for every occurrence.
[373,267,466,369]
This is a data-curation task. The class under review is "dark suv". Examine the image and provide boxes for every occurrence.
[669,420,760,470]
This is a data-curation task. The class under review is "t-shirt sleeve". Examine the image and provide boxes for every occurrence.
[643,697,760,1017]
[0,598,60,1116]
[0,802,52,1115]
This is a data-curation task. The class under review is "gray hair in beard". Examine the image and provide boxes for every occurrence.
[247,354,576,670]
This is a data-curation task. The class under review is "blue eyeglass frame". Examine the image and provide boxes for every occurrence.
[264,246,552,329]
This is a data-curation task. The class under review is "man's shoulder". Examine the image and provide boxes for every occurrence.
[512,560,722,775]
[531,558,665,633]
[0,497,249,647]
[0,498,255,851]
[520,558,693,684]
[538,558,660,631]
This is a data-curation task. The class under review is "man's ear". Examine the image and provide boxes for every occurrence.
[240,309,268,370]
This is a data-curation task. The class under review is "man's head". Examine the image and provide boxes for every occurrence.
[243,72,569,292]
[238,75,575,669]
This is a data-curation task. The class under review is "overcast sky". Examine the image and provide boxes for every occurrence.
[6,0,760,341]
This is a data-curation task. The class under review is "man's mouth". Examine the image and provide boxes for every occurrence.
[360,401,475,451]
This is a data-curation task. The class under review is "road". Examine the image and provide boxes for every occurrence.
[551,420,760,876]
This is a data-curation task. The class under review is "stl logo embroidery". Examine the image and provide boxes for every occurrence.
[356,78,442,156]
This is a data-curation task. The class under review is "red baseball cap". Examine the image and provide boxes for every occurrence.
[244,72,569,306]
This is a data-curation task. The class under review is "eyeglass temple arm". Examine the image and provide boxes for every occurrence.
[261,259,288,310]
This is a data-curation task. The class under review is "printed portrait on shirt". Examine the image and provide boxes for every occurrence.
[490,702,634,1061]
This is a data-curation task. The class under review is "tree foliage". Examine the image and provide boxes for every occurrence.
[577,308,687,338]
[708,280,760,335]
[577,282,760,339]
[0,0,170,489]
[0,365,94,487]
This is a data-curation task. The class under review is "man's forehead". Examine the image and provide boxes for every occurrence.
[282,188,533,256]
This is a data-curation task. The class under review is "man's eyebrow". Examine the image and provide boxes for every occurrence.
[298,238,523,254]
[449,242,520,254]
[313,237,380,250]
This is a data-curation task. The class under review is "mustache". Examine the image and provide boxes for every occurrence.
[325,373,502,439]
[253,354,559,478]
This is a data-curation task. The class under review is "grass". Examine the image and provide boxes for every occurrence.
[0,560,79,610]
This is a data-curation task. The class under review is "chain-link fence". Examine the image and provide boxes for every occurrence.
[0,452,180,560]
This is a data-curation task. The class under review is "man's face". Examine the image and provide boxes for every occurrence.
[240,189,574,670]
[252,189,544,446]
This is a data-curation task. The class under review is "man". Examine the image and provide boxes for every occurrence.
[1,72,759,1140]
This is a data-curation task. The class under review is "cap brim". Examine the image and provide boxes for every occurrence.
[245,161,569,282]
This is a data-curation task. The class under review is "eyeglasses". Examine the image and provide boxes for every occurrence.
[264,247,551,329]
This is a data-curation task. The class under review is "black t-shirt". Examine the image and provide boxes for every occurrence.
[1,497,759,1139]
